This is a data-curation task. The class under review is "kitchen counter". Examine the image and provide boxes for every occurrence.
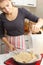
[0,50,19,65]
[0,53,13,65]
[0,52,43,65]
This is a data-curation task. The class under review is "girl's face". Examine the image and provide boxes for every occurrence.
[0,0,13,14]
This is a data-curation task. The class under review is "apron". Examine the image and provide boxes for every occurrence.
[5,35,26,53]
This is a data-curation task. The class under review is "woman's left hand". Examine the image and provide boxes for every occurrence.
[32,24,40,34]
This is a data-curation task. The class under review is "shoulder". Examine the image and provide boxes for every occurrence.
[19,7,27,12]
[0,12,5,19]
[19,7,28,15]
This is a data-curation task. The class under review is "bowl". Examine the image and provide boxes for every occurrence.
[12,49,41,65]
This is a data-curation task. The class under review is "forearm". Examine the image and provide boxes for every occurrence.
[1,37,10,47]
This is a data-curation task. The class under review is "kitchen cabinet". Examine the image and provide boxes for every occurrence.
[0,40,5,54]
[0,40,8,54]
[0,45,1,54]
[11,0,36,7]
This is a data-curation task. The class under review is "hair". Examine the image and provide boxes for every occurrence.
[0,0,10,2]
[0,0,5,2]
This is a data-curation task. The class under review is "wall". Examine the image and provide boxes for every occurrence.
[24,0,43,18]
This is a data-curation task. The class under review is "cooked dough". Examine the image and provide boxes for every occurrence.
[13,51,36,63]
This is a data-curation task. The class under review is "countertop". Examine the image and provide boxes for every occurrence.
[0,52,43,65]
[0,53,13,65]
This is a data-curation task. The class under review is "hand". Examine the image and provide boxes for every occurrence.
[9,44,16,52]
[32,25,40,34]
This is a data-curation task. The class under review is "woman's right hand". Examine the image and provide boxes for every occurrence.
[2,37,16,52]
[9,44,16,52]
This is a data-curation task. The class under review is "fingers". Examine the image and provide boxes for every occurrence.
[32,25,40,33]
[9,44,16,51]
[13,47,16,50]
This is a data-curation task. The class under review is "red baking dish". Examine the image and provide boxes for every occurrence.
[4,55,41,65]
[4,58,17,65]
[4,49,42,65]
[4,57,41,65]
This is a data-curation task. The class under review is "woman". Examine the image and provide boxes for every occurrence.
[0,0,43,52]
